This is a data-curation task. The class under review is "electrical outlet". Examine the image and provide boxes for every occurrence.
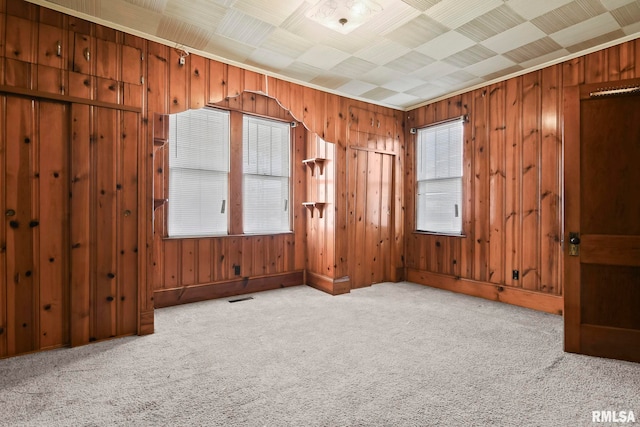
[234,264,241,276]
[512,270,519,280]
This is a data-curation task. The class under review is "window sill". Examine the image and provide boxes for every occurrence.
[413,230,467,238]
[163,231,294,240]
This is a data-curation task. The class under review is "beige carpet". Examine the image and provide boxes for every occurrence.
[0,282,638,426]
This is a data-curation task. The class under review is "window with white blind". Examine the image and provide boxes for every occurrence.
[242,115,290,234]
[168,108,229,237]
[416,117,464,234]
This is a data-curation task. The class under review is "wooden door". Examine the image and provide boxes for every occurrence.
[69,105,139,346]
[0,96,69,357]
[349,148,394,289]
[564,79,640,363]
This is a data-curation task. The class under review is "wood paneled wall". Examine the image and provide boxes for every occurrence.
[405,38,640,314]
[0,0,145,357]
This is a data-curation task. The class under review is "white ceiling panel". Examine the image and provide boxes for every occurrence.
[550,13,620,47]
[426,0,503,28]
[506,0,574,20]
[354,39,411,65]
[415,31,476,60]
[481,22,547,54]
[122,0,168,13]
[165,0,226,30]
[28,0,640,110]
[464,54,518,77]
[296,45,351,70]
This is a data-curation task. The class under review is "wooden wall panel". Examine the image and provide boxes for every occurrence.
[406,37,640,312]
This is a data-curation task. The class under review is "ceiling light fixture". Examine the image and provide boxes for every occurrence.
[306,0,384,35]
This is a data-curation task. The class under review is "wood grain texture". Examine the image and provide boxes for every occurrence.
[406,38,640,311]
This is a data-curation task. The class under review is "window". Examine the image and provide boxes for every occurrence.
[168,108,229,237]
[243,115,291,234]
[416,117,464,234]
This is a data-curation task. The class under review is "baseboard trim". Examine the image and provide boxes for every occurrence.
[138,310,154,335]
[154,271,304,308]
[406,268,563,315]
[306,271,351,295]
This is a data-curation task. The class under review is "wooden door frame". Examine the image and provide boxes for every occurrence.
[347,145,396,288]
[563,77,640,356]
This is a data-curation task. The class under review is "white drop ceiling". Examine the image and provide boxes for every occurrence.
[26,0,640,110]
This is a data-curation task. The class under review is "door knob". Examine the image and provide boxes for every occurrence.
[569,236,581,245]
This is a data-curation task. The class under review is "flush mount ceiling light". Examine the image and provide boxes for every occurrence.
[306,0,384,34]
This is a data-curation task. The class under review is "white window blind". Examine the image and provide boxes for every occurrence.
[168,108,229,237]
[416,118,464,234]
[243,115,290,234]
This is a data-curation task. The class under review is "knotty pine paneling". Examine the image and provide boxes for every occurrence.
[0,0,147,355]
[406,38,640,313]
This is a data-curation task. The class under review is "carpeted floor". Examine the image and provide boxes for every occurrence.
[0,282,638,426]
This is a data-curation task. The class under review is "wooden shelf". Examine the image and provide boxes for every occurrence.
[153,198,168,211]
[303,202,326,218]
[302,158,326,176]
[153,138,168,147]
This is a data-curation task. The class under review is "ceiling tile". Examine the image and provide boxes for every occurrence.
[442,44,497,68]
[100,0,162,35]
[296,45,351,70]
[565,29,627,54]
[379,92,421,108]
[505,0,573,20]
[457,4,526,42]
[385,51,435,73]
[361,66,400,86]
[384,14,449,49]
[406,82,449,99]
[601,0,637,11]
[279,61,324,81]
[157,16,214,50]
[337,80,378,96]
[482,64,524,81]
[369,2,422,35]
[48,0,100,15]
[400,0,443,12]
[410,61,457,81]
[309,73,351,89]
[481,22,547,54]
[330,57,378,78]
[382,76,425,92]
[414,31,476,60]
[260,28,314,59]
[216,9,275,47]
[426,0,503,28]
[360,87,399,101]
[464,54,518,77]
[624,20,640,35]
[502,36,563,63]
[165,0,226,30]
[246,47,295,72]
[232,0,306,27]
[550,13,620,47]
[205,35,256,62]
[122,0,167,13]
[519,48,569,69]
[431,70,480,87]
[531,0,607,35]
[354,39,411,65]
[611,2,640,27]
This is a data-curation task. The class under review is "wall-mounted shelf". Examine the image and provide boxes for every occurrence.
[302,202,326,218]
[302,158,325,176]
[154,198,168,211]
[153,138,168,147]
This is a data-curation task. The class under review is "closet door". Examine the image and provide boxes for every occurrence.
[70,104,138,346]
[1,96,69,357]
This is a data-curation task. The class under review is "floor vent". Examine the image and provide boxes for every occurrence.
[228,296,254,303]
